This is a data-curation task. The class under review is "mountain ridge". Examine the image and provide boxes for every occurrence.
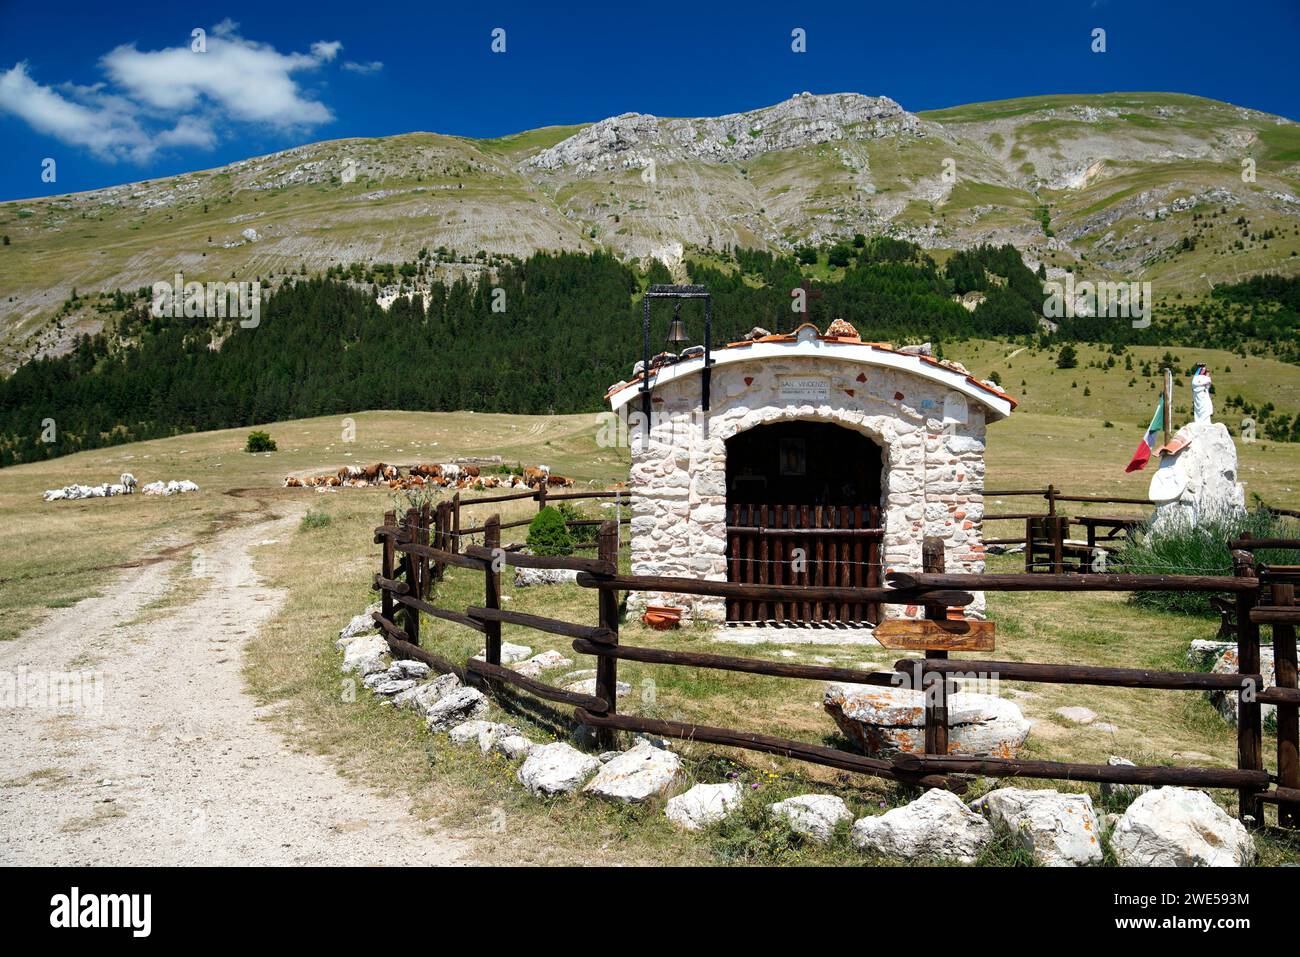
[2,90,1298,372]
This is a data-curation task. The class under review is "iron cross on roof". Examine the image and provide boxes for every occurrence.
[794,278,823,324]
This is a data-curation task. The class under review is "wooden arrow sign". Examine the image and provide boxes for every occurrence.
[873,617,995,652]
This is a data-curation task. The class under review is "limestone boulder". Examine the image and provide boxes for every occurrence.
[665,782,745,831]
[583,742,681,803]
[1099,756,1150,804]
[565,677,631,698]
[980,788,1103,866]
[517,743,602,797]
[768,794,852,843]
[824,683,1030,758]
[425,687,489,732]
[514,650,573,678]
[337,605,380,647]
[851,788,992,863]
[514,567,580,587]
[341,635,390,677]
[1208,647,1277,726]
[393,673,462,715]
[1111,787,1255,867]
[493,734,537,761]
[448,720,500,746]
[390,659,430,680]
[472,642,532,665]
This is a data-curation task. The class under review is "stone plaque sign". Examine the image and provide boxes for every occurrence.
[778,376,829,402]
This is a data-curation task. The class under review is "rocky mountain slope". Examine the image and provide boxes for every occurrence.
[2,91,1298,371]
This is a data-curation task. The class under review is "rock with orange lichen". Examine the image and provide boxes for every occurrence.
[824,683,1030,759]
[978,787,1103,867]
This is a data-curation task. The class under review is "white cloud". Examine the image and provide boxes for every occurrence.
[343,60,384,75]
[0,24,347,163]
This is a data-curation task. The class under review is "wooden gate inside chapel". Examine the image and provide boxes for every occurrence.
[724,422,884,624]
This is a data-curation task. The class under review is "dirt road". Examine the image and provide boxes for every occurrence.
[0,508,469,866]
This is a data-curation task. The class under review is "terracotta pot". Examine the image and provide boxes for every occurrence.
[642,605,682,630]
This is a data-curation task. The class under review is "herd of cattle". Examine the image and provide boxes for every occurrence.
[43,473,201,502]
[282,462,574,491]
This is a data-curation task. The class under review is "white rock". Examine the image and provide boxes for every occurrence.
[493,734,536,760]
[825,683,1030,758]
[341,635,389,676]
[517,742,602,796]
[665,782,745,830]
[449,719,499,746]
[565,678,631,697]
[1054,706,1097,724]
[1099,756,1150,803]
[338,612,376,645]
[473,642,532,665]
[390,659,430,680]
[368,677,416,696]
[393,673,461,714]
[514,567,580,587]
[513,650,573,678]
[1208,646,1277,725]
[1111,787,1255,867]
[425,686,489,732]
[981,788,1103,867]
[583,742,682,803]
[851,789,993,863]
[769,794,851,843]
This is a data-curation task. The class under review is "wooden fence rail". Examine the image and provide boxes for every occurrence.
[366,510,1300,829]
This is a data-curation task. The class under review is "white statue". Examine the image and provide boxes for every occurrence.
[1191,365,1213,424]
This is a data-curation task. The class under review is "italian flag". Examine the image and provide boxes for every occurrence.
[1124,395,1165,473]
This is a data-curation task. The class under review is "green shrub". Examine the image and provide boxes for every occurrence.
[1115,507,1300,616]
[300,508,331,530]
[556,501,599,548]
[527,506,573,556]
[245,430,277,453]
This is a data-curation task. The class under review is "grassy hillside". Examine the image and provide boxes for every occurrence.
[3,91,1297,371]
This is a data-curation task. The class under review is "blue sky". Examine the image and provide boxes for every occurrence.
[1,0,1297,201]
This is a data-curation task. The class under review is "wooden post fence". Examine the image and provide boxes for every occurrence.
[483,515,502,666]
[593,519,620,749]
[922,537,949,756]
[1272,580,1298,829]
[1233,548,1263,827]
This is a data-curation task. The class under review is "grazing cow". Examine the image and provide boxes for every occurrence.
[381,464,400,481]
[460,465,480,478]
[284,476,303,488]
[121,473,138,494]
[547,474,575,488]
[523,465,550,488]
[337,465,363,482]
[409,463,442,479]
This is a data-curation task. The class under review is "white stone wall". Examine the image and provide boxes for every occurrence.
[625,355,989,622]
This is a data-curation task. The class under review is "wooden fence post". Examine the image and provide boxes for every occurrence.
[483,515,502,666]
[419,502,432,595]
[537,483,548,514]
[1233,549,1263,827]
[1273,581,1298,829]
[922,537,949,756]
[452,491,461,556]
[401,507,421,645]
[381,510,397,623]
[594,519,620,749]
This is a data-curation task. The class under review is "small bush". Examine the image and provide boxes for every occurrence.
[245,430,277,453]
[556,501,599,548]
[300,508,331,530]
[527,506,573,556]
[1115,507,1300,616]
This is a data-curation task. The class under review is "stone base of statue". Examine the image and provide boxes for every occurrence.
[1149,419,1246,534]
